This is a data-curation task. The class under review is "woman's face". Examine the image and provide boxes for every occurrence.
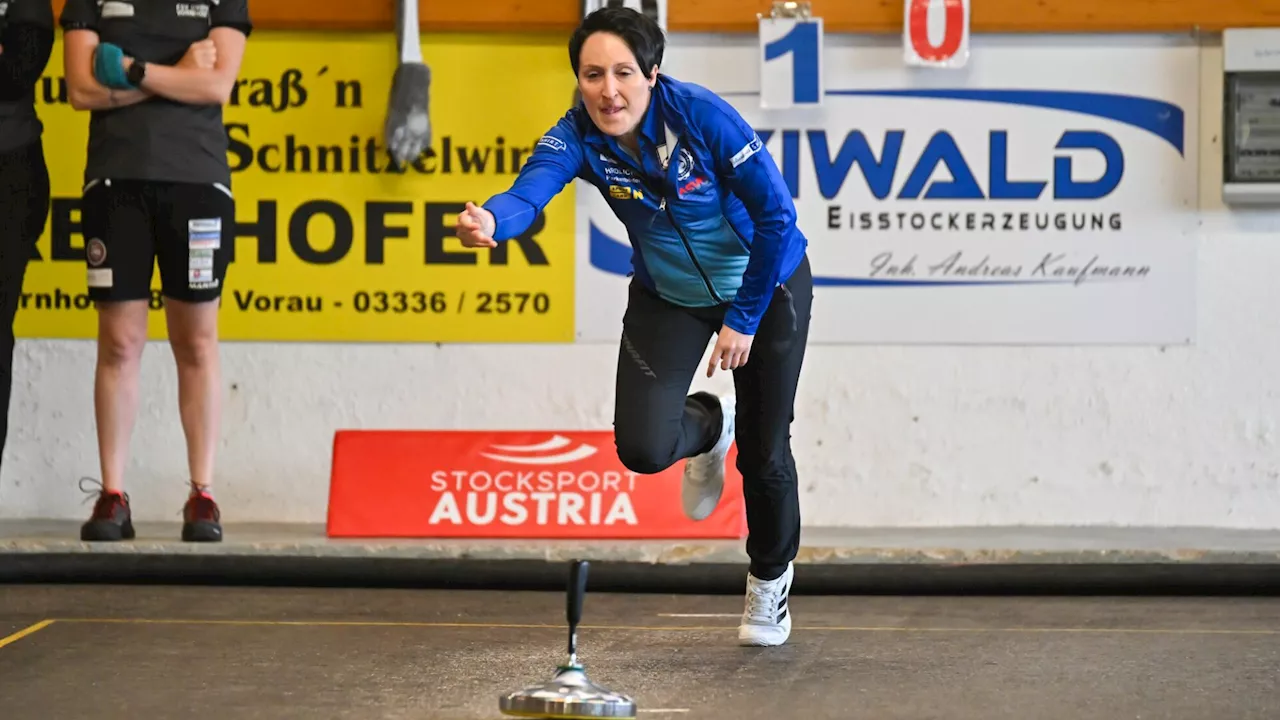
[576,31,656,139]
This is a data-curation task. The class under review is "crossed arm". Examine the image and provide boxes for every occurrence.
[63,27,247,111]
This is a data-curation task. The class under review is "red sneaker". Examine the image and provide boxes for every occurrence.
[182,489,223,542]
[81,489,134,542]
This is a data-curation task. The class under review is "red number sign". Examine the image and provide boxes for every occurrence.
[905,0,969,66]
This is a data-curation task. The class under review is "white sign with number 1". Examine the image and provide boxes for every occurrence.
[758,12,824,109]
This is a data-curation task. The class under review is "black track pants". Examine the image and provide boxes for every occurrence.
[612,255,813,581]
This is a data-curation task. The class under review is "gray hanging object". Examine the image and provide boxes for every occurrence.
[573,0,667,108]
[384,0,432,167]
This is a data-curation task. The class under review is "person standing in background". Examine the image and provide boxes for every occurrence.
[60,0,252,542]
[0,0,54,480]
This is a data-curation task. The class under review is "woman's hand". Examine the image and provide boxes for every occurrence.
[707,326,754,377]
[456,202,497,248]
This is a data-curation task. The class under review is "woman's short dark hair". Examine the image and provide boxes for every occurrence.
[568,6,665,78]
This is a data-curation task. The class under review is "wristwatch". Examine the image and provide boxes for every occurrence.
[126,60,147,87]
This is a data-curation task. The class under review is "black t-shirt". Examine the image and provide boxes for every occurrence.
[59,0,252,185]
[0,0,55,154]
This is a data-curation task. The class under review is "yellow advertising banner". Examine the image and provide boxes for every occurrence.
[16,31,577,342]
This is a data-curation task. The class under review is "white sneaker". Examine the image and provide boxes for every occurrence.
[681,393,736,521]
[738,562,793,647]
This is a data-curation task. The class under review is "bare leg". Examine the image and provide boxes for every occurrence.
[94,300,150,493]
[163,297,221,490]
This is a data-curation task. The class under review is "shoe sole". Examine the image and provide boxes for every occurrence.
[182,522,223,542]
[737,627,791,647]
[683,479,724,521]
[738,615,793,646]
[682,396,735,520]
[81,519,135,542]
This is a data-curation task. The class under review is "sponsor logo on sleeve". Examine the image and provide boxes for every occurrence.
[731,134,764,168]
[537,135,568,152]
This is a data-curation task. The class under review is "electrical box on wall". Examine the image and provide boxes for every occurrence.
[1223,29,1280,206]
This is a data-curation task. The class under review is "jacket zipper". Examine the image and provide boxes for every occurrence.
[605,142,725,305]
[660,196,724,304]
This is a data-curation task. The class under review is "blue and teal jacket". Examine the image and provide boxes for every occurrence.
[482,73,808,336]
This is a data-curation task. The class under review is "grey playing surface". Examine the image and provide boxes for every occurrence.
[3,585,1278,719]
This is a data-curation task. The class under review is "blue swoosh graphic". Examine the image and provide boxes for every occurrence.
[590,222,635,276]
[589,222,1077,287]
[720,88,1184,156]
[810,275,1072,287]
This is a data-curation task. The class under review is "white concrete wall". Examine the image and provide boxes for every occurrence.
[4,32,1278,528]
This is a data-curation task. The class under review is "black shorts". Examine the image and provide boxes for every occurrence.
[80,178,234,303]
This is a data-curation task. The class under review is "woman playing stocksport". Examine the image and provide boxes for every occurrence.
[456,6,812,647]
[0,0,54,480]
[60,0,252,542]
